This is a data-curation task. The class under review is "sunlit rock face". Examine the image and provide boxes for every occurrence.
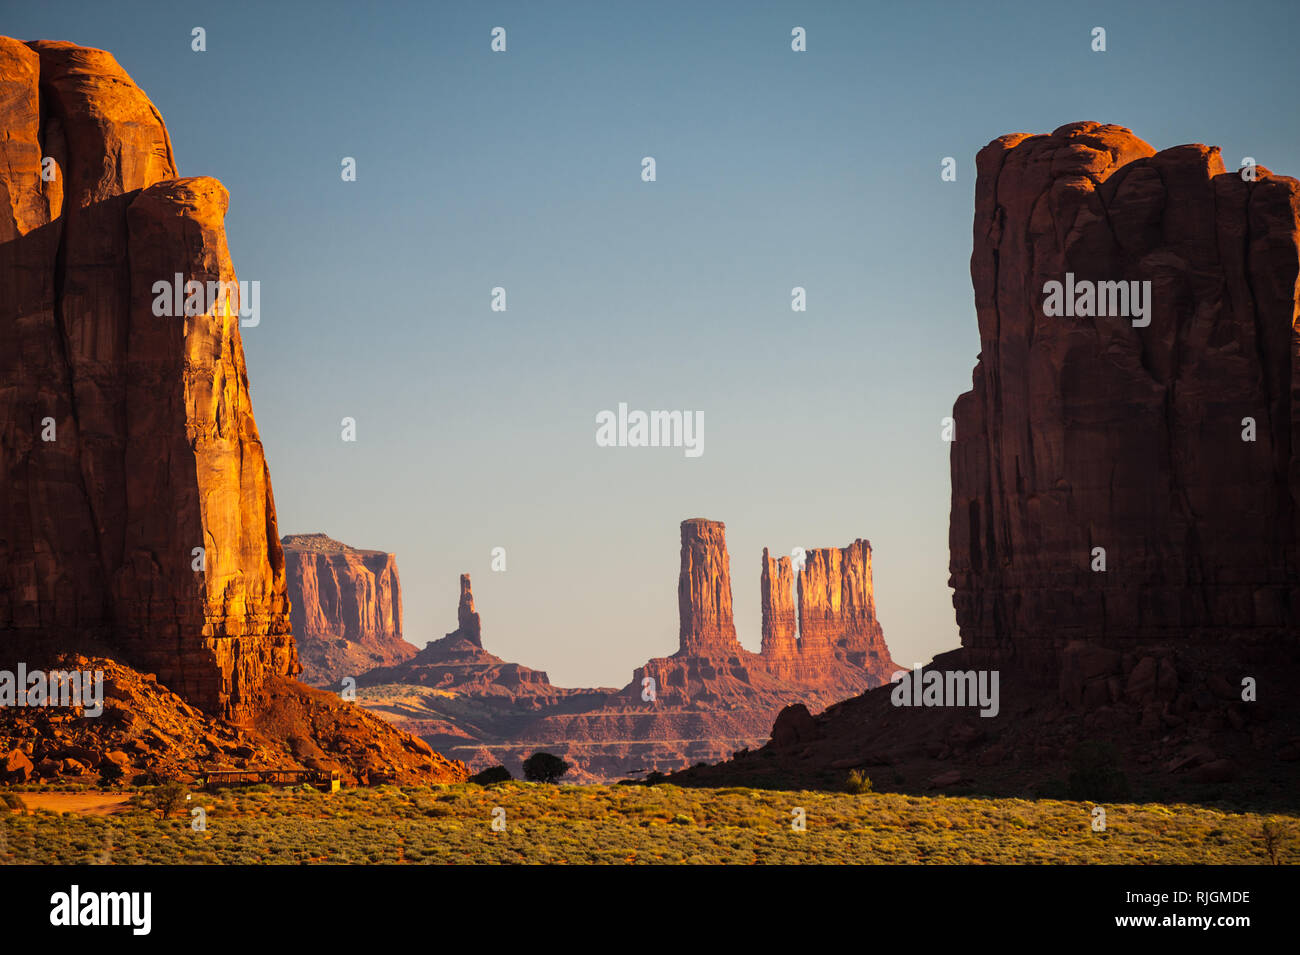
[0,37,297,720]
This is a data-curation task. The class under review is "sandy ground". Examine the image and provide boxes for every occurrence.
[10,791,133,815]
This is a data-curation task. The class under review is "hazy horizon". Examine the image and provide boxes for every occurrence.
[9,0,1300,689]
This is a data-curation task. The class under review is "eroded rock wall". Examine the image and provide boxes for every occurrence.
[0,38,297,720]
[950,122,1300,668]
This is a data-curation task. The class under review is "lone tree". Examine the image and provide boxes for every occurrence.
[522,752,569,784]
[148,781,189,819]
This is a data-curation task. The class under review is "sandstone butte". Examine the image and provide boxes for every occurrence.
[0,38,467,785]
[281,534,417,686]
[678,123,1300,802]
[356,519,901,782]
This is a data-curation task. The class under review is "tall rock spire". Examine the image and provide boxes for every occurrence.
[677,519,740,653]
[454,574,482,647]
[760,548,797,658]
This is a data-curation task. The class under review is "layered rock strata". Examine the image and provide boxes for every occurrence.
[282,534,415,686]
[359,520,899,781]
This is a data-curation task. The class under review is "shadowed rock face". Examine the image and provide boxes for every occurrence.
[678,125,1300,803]
[281,534,416,686]
[0,37,297,721]
[950,121,1300,668]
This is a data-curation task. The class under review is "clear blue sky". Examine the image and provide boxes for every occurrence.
[12,0,1299,687]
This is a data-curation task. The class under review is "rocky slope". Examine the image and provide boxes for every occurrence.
[676,124,1300,805]
[0,655,466,786]
[282,534,416,686]
[0,37,467,785]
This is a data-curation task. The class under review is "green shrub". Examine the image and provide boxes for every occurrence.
[1,792,26,813]
[845,769,873,794]
[471,765,513,786]
[141,781,189,819]
[1262,820,1293,865]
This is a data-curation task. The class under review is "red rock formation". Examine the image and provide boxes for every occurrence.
[679,522,897,682]
[360,571,567,698]
[798,541,887,656]
[681,125,1300,802]
[0,654,467,786]
[0,37,296,721]
[531,524,898,778]
[678,519,741,653]
[282,534,416,685]
[949,121,1300,670]
[763,540,897,685]
[357,574,614,777]
[359,520,901,781]
[453,574,482,647]
[760,549,797,659]
[0,37,470,783]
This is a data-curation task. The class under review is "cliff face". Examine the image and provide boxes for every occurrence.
[797,542,879,649]
[949,121,1300,669]
[784,540,895,681]
[0,37,469,783]
[281,534,416,686]
[0,38,296,721]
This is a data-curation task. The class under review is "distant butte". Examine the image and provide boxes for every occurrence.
[354,519,901,781]
[281,534,417,686]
